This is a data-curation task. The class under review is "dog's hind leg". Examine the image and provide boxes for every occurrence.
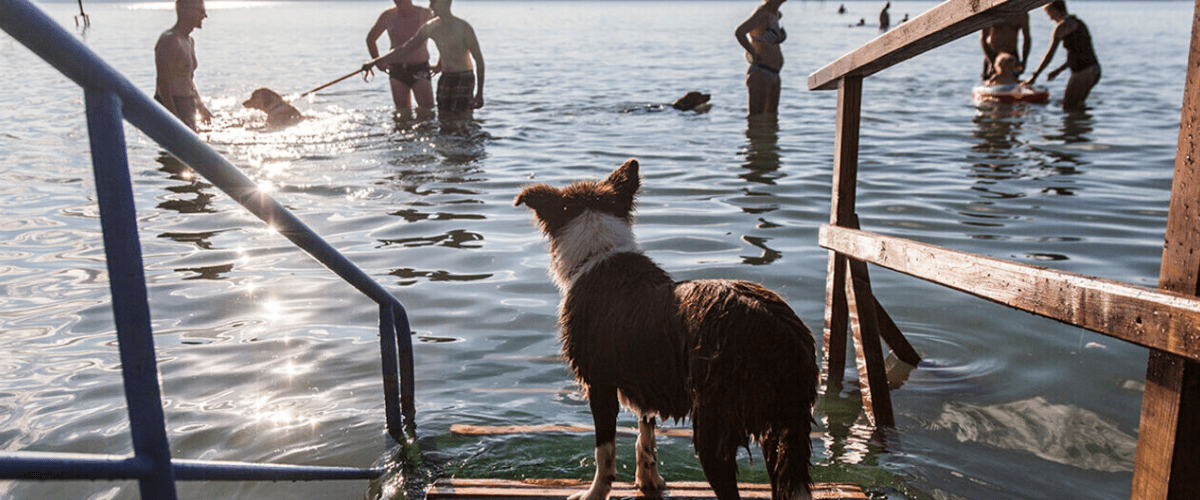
[634,416,667,495]
[693,414,741,500]
[571,383,619,500]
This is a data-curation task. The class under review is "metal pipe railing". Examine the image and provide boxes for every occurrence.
[0,0,417,495]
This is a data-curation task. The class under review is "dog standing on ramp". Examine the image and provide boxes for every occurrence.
[515,159,819,500]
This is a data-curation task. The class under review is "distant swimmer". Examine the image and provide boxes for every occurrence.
[736,0,788,116]
[980,12,1031,81]
[366,0,434,115]
[879,1,890,31]
[155,0,212,132]
[837,3,846,14]
[1024,0,1101,111]
[372,0,484,122]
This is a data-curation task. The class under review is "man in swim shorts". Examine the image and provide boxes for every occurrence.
[1024,0,1101,111]
[155,0,212,132]
[367,0,434,114]
[980,12,1031,81]
[374,0,485,122]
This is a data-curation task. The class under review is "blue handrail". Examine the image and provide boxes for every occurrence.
[0,0,417,497]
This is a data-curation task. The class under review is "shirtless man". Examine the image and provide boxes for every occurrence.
[367,0,434,113]
[374,0,484,121]
[155,0,212,132]
[980,12,1031,81]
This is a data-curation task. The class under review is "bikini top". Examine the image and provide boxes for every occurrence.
[753,14,787,45]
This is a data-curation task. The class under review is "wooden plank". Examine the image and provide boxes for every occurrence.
[818,225,1200,363]
[1131,2,1200,497]
[450,424,693,438]
[846,258,895,428]
[822,77,863,391]
[426,479,868,500]
[808,0,1049,90]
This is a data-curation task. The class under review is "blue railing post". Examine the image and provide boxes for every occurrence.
[83,89,177,499]
[379,304,405,442]
[393,304,416,432]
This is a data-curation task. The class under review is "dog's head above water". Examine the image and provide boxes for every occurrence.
[514,158,641,237]
[515,159,644,290]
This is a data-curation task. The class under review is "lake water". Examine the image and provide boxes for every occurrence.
[0,0,1193,498]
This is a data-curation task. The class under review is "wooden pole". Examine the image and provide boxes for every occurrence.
[822,76,862,390]
[1132,1,1200,497]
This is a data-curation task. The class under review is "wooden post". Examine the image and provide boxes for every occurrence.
[822,76,862,390]
[846,258,895,427]
[1132,2,1200,497]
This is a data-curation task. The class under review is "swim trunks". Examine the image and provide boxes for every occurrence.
[388,62,431,87]
[437,70,476,114]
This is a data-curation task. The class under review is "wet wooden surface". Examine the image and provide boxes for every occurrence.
[426,478,868,500]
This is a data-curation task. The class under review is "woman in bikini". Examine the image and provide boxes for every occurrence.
[1023,0,1100,111]
[736,0,788,116]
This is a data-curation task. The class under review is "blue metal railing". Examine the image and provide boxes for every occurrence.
[0,0,417,498]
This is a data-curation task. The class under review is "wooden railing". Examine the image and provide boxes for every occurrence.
[807,0,1200,498]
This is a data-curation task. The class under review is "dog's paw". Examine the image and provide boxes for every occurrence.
[567,487,610,500]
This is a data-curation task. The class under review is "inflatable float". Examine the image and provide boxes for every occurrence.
[972,83,1050,104]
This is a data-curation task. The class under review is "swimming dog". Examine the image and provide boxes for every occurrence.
[242,87,304,128]
[514,159,818,500]
[671,91,712,111]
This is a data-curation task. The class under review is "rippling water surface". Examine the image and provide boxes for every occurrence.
[0,1,1192,498]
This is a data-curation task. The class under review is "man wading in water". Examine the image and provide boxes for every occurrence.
[367,0,435,118]
[155,0,213,131]
[370,0,484,123]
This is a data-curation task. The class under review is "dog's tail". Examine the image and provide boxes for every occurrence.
[760,423,814,500]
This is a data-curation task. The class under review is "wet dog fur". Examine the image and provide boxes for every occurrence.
[242,87,304,128]
[514,159,818,500]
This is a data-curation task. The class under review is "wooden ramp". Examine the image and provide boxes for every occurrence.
[427,479,867,500]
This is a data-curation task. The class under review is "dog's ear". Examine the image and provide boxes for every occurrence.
[514,184,561,212]
[607,159,640,199]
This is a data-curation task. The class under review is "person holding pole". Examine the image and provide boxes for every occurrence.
[366,0,435,116]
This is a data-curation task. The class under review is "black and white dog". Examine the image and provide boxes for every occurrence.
[515,159,818,500]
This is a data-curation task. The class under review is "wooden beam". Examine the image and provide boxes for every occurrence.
[808,0,1050,91]
[426,479,868,500]
[822,77,863,391]
[1131,1,1200,497]
[846,258,895,428]
[818,225,1200,363]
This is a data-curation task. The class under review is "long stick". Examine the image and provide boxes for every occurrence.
[297,50,393,99]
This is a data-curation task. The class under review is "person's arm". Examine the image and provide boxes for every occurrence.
[1019,16,1032,71]
[366,12,388,60]
[192,81,211,124]
[1024,21,1068,84]
[735,9,764,61]
[465,23,484,108]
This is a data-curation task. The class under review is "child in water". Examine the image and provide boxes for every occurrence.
[985,53,1020,87]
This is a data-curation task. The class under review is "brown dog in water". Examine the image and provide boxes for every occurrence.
[671,91,712,111]
[242,88,304,128]
[515,159,818,500]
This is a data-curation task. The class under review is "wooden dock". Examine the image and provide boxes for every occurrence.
[427,479,867,500]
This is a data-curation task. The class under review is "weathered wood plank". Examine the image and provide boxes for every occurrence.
[426,479,868,500]
[846,258,895,428]
[818,225,1200,362]
[808,0,1049,90]
[449,424,693,438]
[1131,1,1200,497]
[822,77,863,391]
